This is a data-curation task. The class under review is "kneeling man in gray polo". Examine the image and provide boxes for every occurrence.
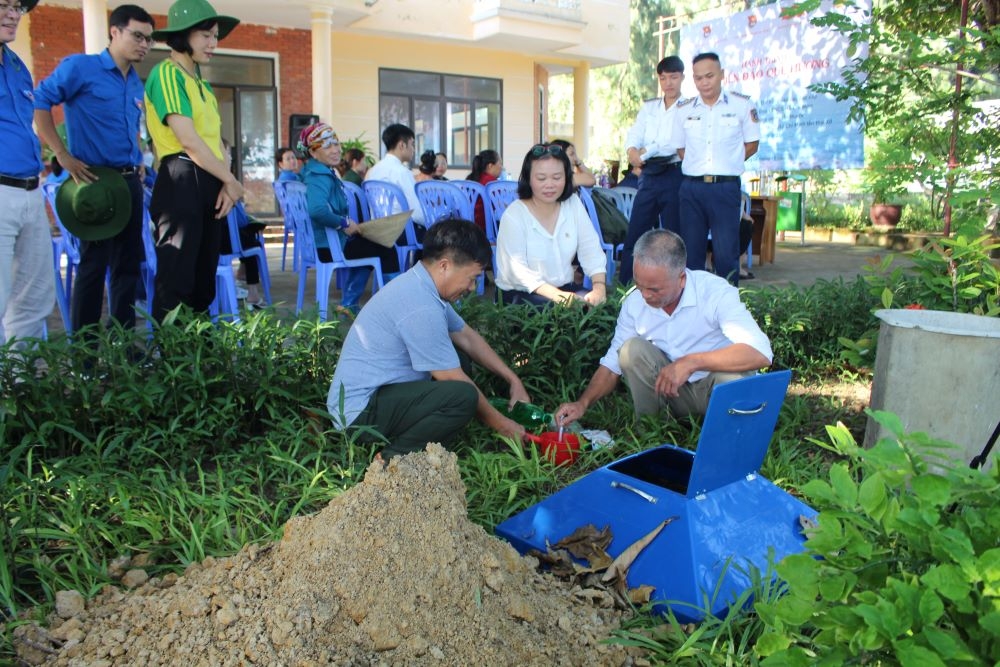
[328,219,529,459]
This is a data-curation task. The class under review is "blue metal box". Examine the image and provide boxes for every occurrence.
[496,370,816,622]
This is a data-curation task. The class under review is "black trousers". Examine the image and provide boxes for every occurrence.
[149,155,223,322]
[618,162,683,284]
[71,172,144,332]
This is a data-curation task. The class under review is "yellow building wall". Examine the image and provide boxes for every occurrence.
[328,32,548,176]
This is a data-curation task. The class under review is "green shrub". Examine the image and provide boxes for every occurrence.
[756,412,1000,666]
[840,235,1000,368]
[742,278,879,380]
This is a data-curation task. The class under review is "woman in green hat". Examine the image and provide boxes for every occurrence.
[144,0,242,322]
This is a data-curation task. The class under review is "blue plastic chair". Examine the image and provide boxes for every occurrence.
[610,186,637,220]
[415,180,466,227]
[273,180,298,272]
[50,236,71,333]
[451,180,484,227]
[209,258,241,324]
[741,191,753,270]
[222,209,273,306]
[285,182,384,321]
[577,186,621,281]
[138,192,157,329]
[485,180,518,240]
[363,179,421,271]
[340,180,371,222]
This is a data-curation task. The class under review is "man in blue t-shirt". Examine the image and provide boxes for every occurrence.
[35,4,155,333]
[328,220,529,459]
[0,0,55,344]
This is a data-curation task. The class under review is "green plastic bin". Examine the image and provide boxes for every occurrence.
[776,192,802,231]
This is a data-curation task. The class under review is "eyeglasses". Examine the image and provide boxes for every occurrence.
[530,144,564,158]
[121,27,154,45]
[0,3,27,16]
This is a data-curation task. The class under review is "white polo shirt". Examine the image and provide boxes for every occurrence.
[599,269,772,383]
[625,96,685,162]
[671,91,760,177]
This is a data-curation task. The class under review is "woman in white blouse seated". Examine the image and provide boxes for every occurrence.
[495,143,607,307]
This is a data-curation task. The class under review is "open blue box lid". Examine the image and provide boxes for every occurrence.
[684,369,791,497]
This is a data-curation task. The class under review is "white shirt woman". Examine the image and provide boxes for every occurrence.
[495,144,607,307]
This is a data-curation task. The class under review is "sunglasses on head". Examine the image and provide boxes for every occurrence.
[530,144,564,157]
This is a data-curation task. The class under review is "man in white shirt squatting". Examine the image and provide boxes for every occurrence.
[554,229,772,426]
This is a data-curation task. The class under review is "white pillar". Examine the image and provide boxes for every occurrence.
[310,6,334,122]
[82,0,108,55]
[572,63,590,159]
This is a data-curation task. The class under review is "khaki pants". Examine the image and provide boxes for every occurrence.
[618,337,752,419]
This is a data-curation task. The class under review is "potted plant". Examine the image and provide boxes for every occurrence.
[863,137,911,229]
[340,132,376,167]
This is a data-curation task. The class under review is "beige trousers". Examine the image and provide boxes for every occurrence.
[618,337,752,419]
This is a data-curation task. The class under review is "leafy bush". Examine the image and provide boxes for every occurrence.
[756,412,1000,666]
[742,278,879,379]
[840,235,1000,368]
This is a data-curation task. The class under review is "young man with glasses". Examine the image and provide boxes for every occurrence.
[0,0,55,345]
[34,4,156,334]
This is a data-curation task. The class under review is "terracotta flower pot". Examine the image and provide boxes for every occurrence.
[869,203,904,228]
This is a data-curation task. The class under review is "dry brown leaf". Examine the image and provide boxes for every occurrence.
[627,584,655,605]
[601,517,678,586]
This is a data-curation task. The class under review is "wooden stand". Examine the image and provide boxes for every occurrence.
[749,195,779,264]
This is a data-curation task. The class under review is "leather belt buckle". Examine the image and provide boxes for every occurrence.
[704,175,716,183]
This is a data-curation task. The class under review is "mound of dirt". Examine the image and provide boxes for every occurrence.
[18,444,632,666]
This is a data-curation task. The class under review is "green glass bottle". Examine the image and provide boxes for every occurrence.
[488,398,553,430]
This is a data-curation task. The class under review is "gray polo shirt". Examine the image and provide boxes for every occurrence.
[327,262,466,427]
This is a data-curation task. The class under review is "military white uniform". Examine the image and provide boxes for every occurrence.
[626,96,683,162]
[672,90,760,286]
[618,96,687,284]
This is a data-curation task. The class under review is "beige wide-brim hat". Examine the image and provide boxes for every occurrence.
[152,0,240,42]
[358,212,411,248]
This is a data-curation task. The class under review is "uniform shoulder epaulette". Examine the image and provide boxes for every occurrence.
[731,91,751,100]
[676,98,695,107]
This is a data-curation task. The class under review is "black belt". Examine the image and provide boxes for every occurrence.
[687,175,741,183]
[114,166,140,176]
[0,175,40,191]
[645,157,681,168]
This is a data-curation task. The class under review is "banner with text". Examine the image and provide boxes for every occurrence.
[679,0,870,171]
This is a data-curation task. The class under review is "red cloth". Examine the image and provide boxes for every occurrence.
[474,172,497,231]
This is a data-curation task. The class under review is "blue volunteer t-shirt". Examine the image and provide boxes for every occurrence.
[34,49,145,168]
[1,45,43,178]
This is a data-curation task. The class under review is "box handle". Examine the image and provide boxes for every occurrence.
[611,481,658,504]
[728,402,767,416]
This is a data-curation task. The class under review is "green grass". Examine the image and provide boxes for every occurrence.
[0,287,875,661]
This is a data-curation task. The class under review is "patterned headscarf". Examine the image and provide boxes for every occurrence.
[297,123,339,155]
